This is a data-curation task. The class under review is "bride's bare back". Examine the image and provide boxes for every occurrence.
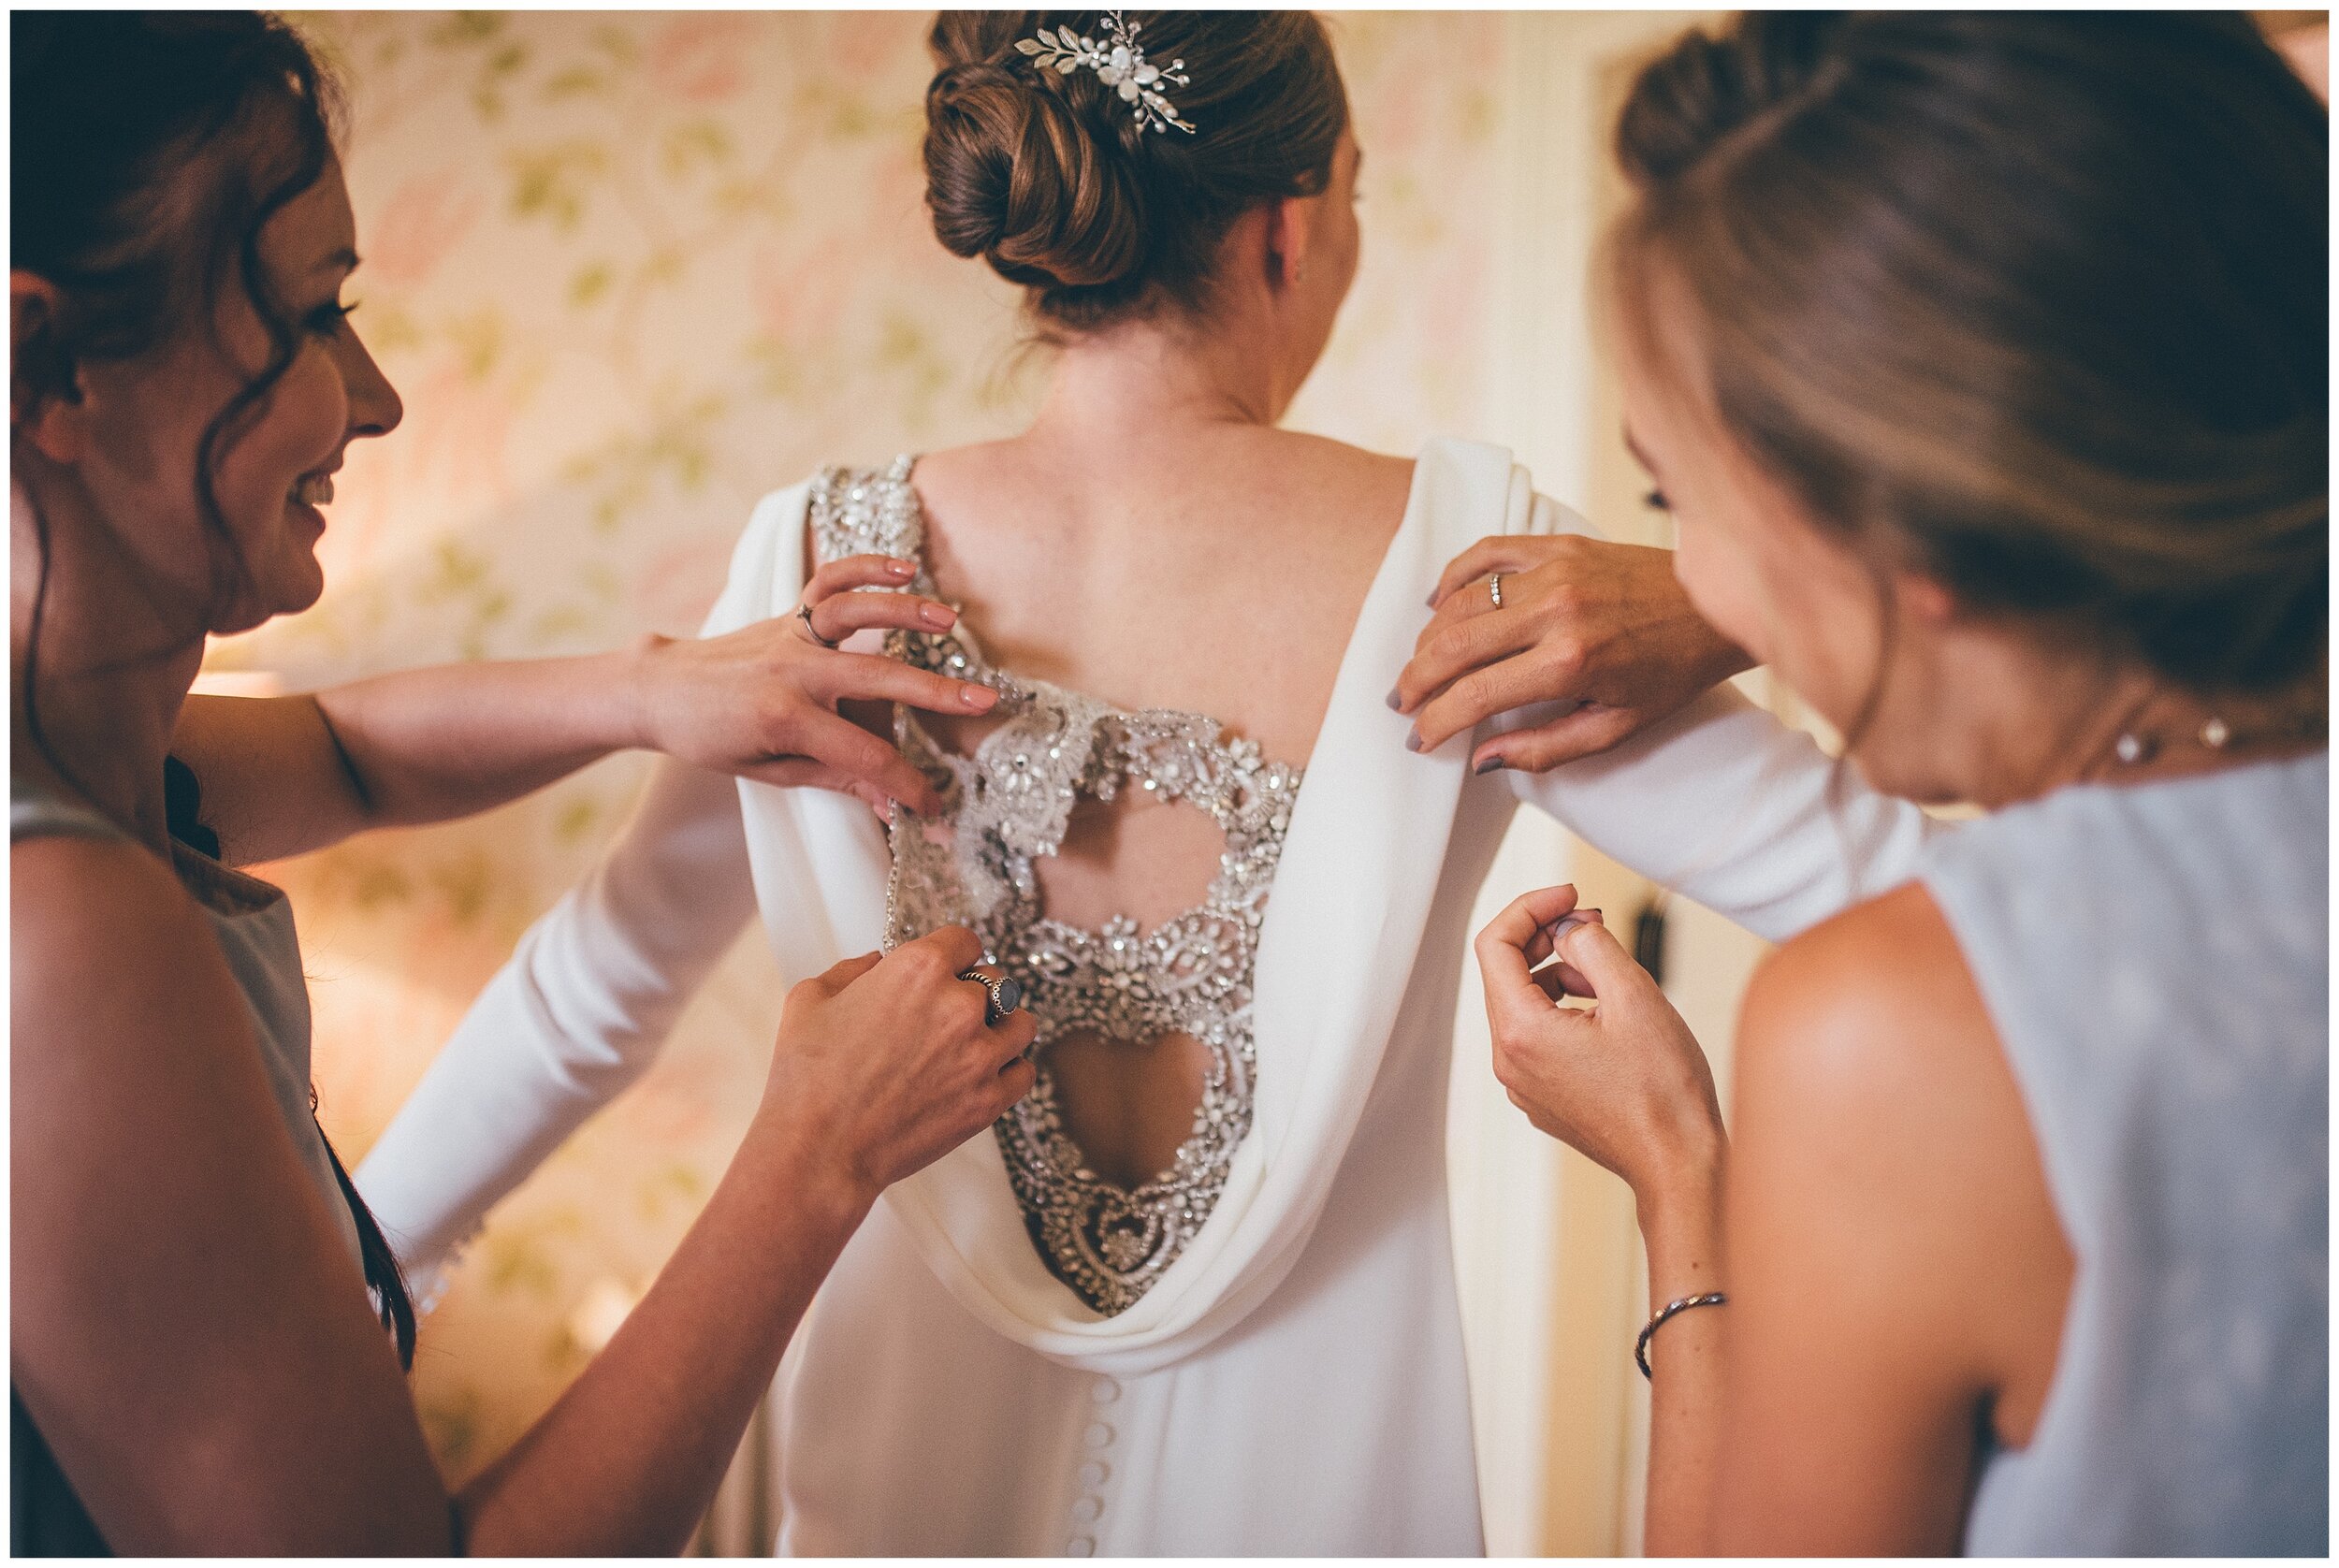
[912,427,1408,1181]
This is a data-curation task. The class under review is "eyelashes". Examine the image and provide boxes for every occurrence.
[305,298,358,337]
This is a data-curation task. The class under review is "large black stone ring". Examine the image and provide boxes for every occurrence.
[957,966,1024,1026]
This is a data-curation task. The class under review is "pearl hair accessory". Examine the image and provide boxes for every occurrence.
[1017,11,1196,136]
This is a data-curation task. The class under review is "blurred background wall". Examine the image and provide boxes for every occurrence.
[228,8,1746,1554]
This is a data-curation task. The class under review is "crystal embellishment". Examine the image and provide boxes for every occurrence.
[810,458,1299,1316]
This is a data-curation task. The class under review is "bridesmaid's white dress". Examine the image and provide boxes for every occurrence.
[358,438,1935,1554]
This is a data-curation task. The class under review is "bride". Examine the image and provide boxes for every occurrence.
[362,12,1935,1552]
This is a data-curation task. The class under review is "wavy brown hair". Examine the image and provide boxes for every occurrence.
[1607,12,2327,703]
[11,8,415,1372]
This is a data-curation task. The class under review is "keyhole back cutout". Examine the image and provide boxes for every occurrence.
[824,457,1303,1315]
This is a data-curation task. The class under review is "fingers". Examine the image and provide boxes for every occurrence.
[1409,646,1587,754]
[1530,959,1596,1001]
[802,554,919,605]
[809,650,999,718]
[1518,905,1601,969]
[806,588,959,646]
[1554,917,1662,1005]
[991,1007,1039,1060]
[991,1054,1039,1113]
[1475,884,1585,1024]
[1429,537,1551,610]
[780,708,944,814]
[907,922,987,978]
[812,950,885,995]
[1392,605,1534,719]
[1469,704,1644,776]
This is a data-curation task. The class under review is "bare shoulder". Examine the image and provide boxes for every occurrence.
[13,833,253,1096]
[1734,881,2071,1406]
[1738,881,1994,1110]
[1251,428,1415,515]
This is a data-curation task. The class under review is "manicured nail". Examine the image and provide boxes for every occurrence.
[885,559,916,579]
[1425,588,1441,609]
[961,684,996,710]
[920,603,957,629]
[1405,730,1424,753]
[1386,686,1403,711]
[1475,755,1505,775]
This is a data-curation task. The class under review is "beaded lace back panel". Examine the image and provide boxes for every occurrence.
[810,457,1301,1316]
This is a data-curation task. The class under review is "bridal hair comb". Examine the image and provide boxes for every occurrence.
[1016,11,1196,136]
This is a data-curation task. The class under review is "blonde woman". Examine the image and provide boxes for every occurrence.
[1483,12,2326,1555]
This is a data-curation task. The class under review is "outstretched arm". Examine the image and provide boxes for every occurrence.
[356,754,760,1273]
[17,822,1034,1554]
[174,555,995,866]
[1507,677,1939,941]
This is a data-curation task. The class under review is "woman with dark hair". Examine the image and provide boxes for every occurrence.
[358,11,1941,1552]
[1481,11,2326,1554]
[11,11,1039,1553]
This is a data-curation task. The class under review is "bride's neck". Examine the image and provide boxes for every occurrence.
[1029,314,1288,452]
[12,472,202,853]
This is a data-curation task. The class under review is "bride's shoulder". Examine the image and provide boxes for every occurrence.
[1250,429,1415,513]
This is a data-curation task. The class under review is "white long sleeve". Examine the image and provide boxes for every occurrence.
[356,756,759,1272]
[1494,491,1940,941]
[1503,685,1937,942]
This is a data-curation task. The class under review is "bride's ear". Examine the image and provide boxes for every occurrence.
[12,271,89,461]
[1262,196,1313,293]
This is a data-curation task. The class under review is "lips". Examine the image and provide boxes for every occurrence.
[289,472,335,507]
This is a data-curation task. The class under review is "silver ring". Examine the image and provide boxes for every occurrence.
[1489,572,1504,610]
[957,966,1024,1026]
[795,602,840,650]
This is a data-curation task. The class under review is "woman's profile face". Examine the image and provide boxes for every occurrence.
[1616,303,1892,752]
[73,149,402,635]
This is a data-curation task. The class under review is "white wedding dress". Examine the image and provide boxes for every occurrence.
[358,438,1935,1555]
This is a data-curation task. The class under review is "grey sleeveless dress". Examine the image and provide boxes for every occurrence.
[10,776,361,1555]
[1922,751,2328,1555]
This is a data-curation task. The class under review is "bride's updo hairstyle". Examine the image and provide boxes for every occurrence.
[923,11,1347,330]
[1608,12,2327,699]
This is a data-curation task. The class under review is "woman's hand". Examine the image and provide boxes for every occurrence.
[1394,535,1752,774]
[1475,884,1725,1212]
[629,553,1000,816]
[758,925,1039,1209]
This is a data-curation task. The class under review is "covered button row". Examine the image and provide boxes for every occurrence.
[1068,1377,1123,1555]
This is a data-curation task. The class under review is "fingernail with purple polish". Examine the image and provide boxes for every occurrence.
[1387,687,1403,711]
[1475,755,1505,775]
[1405,731,1424,754]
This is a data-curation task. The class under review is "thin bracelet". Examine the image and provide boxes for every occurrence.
[1635,1291,1726,1380]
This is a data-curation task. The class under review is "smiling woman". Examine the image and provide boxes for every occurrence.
[10,9,1052,1554]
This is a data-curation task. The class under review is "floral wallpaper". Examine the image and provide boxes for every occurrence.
[230,10,1512,1487]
